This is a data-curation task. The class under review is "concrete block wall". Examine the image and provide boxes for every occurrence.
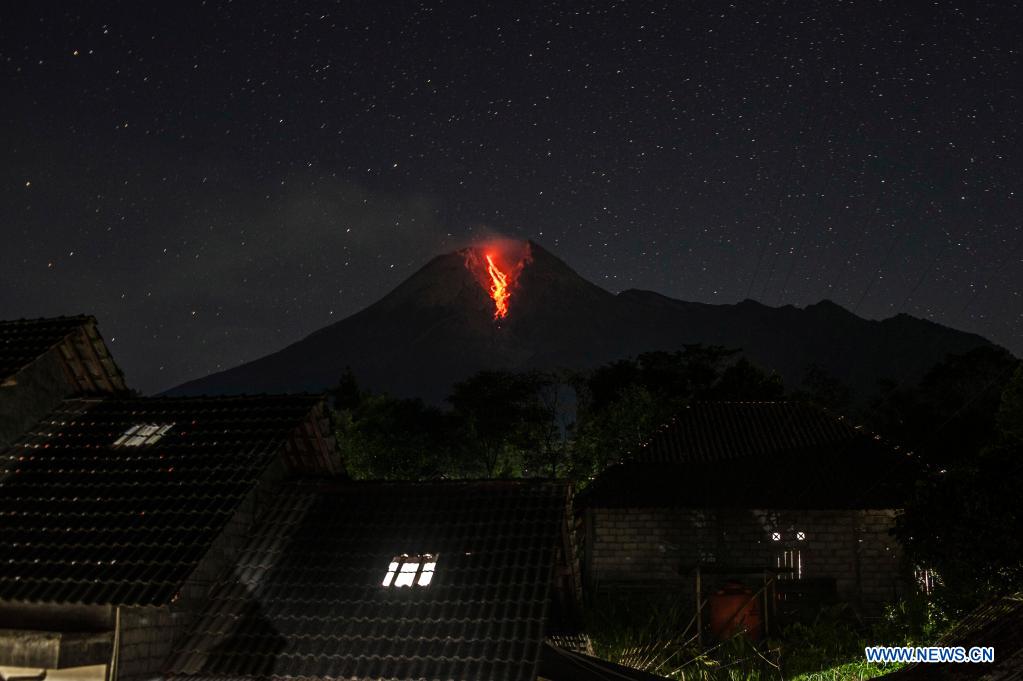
[586,507,904,610]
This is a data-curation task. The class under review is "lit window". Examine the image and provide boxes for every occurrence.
[777,548,803,580]
[113,423,174,447]
[771,532,781,541]
[382,554,437,588]
[796,531,806,541]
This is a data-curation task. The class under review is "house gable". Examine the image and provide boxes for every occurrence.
[0,316,127,447]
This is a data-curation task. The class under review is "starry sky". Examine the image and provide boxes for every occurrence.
[1,1,1020,394]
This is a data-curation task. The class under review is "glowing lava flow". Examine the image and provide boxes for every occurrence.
[464,240,531,321]
[485,253,510,319]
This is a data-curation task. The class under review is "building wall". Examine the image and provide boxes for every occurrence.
[116,457,289,681]
[0,349,74,448]
[584,507,905,612]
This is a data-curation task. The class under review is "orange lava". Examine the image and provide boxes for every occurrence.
[485,253,510,319]
[464,240,531,321]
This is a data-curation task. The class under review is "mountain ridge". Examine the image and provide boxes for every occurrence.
[166,240,1001,402]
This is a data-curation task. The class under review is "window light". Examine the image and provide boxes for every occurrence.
[113,423,174,447]
[796,531,806,541]
[382,554,437,588]
[771,532,781,541]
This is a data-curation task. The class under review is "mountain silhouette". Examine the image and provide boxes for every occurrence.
[167,240,998,402]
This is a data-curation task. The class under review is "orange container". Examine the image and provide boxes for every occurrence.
[708,580,763,641]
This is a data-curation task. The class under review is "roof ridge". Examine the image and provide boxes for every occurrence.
[0,314,95,325]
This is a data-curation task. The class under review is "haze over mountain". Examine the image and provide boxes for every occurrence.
[167,241,999,402]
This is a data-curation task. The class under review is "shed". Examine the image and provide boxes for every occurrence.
[578,401,918,624]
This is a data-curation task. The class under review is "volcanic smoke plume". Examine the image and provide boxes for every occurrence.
[463,240,533,320]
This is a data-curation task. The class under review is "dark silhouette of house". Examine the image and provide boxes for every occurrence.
[578,401,919,626]
[0,316,127,447]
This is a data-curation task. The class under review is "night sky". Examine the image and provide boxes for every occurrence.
[1,1,1020,394]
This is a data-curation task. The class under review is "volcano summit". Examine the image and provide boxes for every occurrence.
[167,240,997,402]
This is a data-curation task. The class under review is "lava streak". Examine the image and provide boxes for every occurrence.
[485,254,510,319]
[464,240,532,321]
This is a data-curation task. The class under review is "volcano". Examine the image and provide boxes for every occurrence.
[167,240,998,402]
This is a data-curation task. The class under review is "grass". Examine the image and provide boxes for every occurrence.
[583,592,948,680]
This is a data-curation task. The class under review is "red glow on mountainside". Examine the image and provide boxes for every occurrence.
[464,240,532,321]
[485,254,510,319]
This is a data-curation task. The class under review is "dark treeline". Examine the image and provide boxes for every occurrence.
[330,344,1023,616]
[329,345,785,481]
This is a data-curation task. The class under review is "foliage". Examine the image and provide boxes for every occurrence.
[866,346,1017,467]
[335,392,459,480]
[572,347,784,478]
[447,369,572,477]
[893,358,1023,616]
[790,365,852,413]
[586,593,947,681]
[330,345,784,482]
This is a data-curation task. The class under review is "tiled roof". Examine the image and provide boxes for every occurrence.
[166,480,571,681]
[879,594,1023,680]
[0,395,331,606]
[0,315,126,392]
[583,402,916,509]
[0,316,92,382]
[630,401,868,464]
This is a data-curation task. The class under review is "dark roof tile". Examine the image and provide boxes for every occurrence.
[0,316,93,382]
[0,315,127,393]
[0,395,327,606]
[631,401,867,464]
[583,401,916,509]
[165,479,570,681]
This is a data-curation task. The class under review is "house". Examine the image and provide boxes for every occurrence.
[0,314,669,681]
[877,593,1023,680]
[0,316,127,447]
[0,366,622,680]
[0,394,338,681]
[163,479,591,681]
[577,401,918,628]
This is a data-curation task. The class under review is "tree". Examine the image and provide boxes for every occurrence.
[337,393,458,480]
[868,346,1018,467]
[447,370,551,477]
[791,364,852,412]
[895,359,1023,616]
[571,345,784,479]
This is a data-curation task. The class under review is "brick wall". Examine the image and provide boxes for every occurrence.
[116,457,288,681]
[584,507,905,611]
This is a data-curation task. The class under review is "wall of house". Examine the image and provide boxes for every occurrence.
[116,458,288,681]
[584,507,905,613]
[0,349,73,448]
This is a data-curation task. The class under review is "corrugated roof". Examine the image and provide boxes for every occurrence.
[166,479,570,681]
[0,395,328,606]
[878,594,1023,680]
[583,402,915,509]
